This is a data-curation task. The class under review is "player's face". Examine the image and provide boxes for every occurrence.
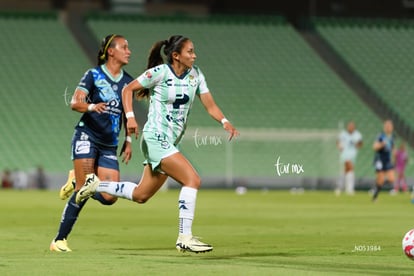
[109,38,131,65]
[347,122,355,133]
[177,40,196,69]
[384,120,393,134]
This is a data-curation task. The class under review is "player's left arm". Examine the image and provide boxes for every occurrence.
[119,114,133,164]
[199,92,239,141]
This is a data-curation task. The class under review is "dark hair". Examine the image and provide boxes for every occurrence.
[97,34,124,66]
[138,35,189,98]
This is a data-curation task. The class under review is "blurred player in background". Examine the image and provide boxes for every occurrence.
[336,121,363,195]
[50,34,134,252]
[392,141,408,193]
[372,119,395,202]
[76,35,239,253]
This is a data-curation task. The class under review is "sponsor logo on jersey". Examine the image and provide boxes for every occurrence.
[165,78,173,86]
[166,114,185,125]
[145,71,152,79]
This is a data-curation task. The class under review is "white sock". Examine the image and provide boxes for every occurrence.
[337,173,345,191]
[178,186,197,236]
[96,181,136,200]
[345,171,355,194]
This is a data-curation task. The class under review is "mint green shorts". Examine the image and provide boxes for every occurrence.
[141,131,179,172]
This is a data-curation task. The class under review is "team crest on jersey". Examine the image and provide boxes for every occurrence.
[112,84,118,91]
[145,71,152,79]
[189,75,197,87]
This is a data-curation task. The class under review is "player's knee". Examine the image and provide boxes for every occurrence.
[187,175,201,189]
[134,194,151,204]
[92,192,117,205]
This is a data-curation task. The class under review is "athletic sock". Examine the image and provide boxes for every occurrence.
[178,186,197,236]
[55,192,87,241]
[95,181,136,200]
[336,173,344,193]
[372,184,382,201]
[345,171,355,194]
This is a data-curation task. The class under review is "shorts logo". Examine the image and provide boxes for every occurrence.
[104,154,117,161]
[161,141,170,149]
[75,141,90,155]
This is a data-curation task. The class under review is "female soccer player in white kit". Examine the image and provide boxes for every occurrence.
[76,35,239,253]
[336,121,363,195]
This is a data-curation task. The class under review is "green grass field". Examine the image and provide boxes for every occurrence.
[0,189,413,275]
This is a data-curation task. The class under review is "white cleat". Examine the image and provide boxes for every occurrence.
[176,234,213,253]
[75,173,100,204]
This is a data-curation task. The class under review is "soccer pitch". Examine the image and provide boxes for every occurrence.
[0,189,413,275]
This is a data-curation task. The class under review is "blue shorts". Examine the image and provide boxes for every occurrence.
[71,130,119,170]
[374,159,394,172]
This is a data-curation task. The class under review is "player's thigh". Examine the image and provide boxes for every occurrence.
[73,158,96,190]
[344,161,354,172]
[134,165,168,203]
[96,166,120,182]
[71,133,99,189]
[386,169,395,183]
[376,171,385,185]
[160,152,200,189]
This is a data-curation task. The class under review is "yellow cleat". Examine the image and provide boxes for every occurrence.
[59,170,75,200]
[50,239,72,252]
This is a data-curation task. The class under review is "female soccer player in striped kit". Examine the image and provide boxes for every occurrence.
[76,35,239,253]
[50,34,134,252]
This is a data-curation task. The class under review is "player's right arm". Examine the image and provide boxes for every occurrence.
[70,88,106,113]
[373,136,385,151]
[121,79,145,139]
[71,69,106,113]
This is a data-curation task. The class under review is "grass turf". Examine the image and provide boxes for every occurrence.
[0,189,413,275]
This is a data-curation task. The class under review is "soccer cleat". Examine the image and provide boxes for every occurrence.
[75,173,100,204]
[50,239,72,252]
[59,170,76,200]
[176,234,213,253]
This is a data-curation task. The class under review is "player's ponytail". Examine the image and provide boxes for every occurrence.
[146,40,167,69]
[137,40,167,99]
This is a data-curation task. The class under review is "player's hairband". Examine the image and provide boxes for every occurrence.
[100,34,117,60]
[172,36,186,50]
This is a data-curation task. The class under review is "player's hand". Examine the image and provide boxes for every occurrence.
[127,118,139,139]
[223,122,239,141]
[92,102,107,113]
[120,140,132,164]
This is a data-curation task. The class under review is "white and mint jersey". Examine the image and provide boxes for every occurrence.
[137,64,209,144]
[338,130,362,163]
